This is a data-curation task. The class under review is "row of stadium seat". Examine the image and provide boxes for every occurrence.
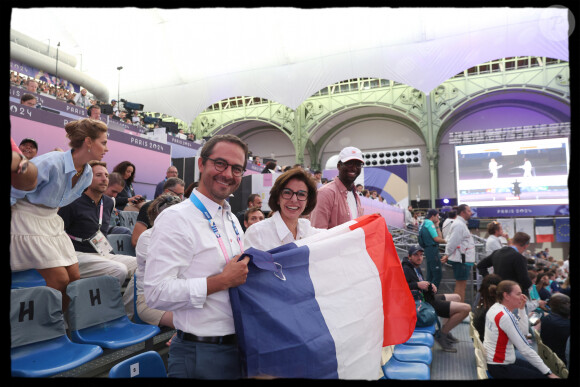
[379,323,435,380]
[11,275,160,377]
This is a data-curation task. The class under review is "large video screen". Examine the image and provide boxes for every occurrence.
[455,138,569,207]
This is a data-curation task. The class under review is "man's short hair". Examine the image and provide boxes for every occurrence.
[487,221,501,235]
[247,194,260,206]
[163,177,185,191]
[88,160,107,168]
[447,210,457,219]
[199,134,249,169]
[511,232,530,247]
[457,204,469,215]
[108,172,125,188]
[20,93,37,104]
[244,206,264,222]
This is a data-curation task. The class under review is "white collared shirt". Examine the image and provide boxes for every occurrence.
[144,189,243,336]
[244,211,323,251]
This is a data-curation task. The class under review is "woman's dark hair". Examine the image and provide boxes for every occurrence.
[268,168,318,216]
[478,274,502,308]
[113,161,136,185]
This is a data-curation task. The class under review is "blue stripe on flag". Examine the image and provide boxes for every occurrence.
[234,245,339,378]
[534,218,554,227]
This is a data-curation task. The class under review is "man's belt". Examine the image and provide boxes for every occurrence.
[176,330,237,345]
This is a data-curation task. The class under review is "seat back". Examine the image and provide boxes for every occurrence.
[66,275,126,331]
[117,211,139,231]
[109,351,167,378]
[11,269,47,289]
[10,286,65,348]
[107,234,136,256]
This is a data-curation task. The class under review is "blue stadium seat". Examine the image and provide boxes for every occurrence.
[107,234,136,256]
[117,210,139,232]
[132,273,147,324]
[392,344,432,365]
[109,350,167,378]
[403,331,434,347]
[67,275,160,350]
[11,269,46,288]
[382,357,430,380]
[11,286,103,377]
[414,322,436,335]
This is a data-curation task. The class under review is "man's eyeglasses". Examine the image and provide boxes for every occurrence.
[167,188,184,199]
[281,188,308,201]
[204,157,245,177]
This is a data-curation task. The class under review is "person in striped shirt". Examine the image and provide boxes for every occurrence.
[483,280,559,379]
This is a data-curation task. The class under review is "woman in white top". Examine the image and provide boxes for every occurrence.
[244,168,323,251]
[484,280,559,379]
[134,193,182,328]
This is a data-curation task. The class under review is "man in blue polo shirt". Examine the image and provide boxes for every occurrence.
[418,209,446,288]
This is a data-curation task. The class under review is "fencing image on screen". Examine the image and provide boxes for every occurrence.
[454,137,569,207]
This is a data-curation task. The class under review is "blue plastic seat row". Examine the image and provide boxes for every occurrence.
[11,276,160,377]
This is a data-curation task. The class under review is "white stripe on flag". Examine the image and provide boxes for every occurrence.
[515,218,535,243]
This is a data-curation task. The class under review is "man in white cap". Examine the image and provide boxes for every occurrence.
[311,146,364,229]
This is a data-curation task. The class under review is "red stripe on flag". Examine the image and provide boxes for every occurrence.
[493,311,509,363]
[535,234,554,243]
[351,214,416,346]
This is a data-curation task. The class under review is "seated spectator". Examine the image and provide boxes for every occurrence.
[153,165,179,199]
[103,171,132,236]
[236,193,264,231]
[472,273,502,340]
[370,190,378,200]
[112,160,144,211]
[58,161,137,288]
[11,138,38,192]
[131,177,185,248]
[244,168,323,250]
[559,276,570,297]
[484,280,558,379]
[539,293,570,366]
[20,93,37,107]
[536,273,551,301]
[547,270,561,293]
[24,78,38,93]
[261,160,277,173]
[527,270,549,313]
[18,138,38,159]
[402,245,471,353]
[87,104,101,120]
[244,206,265,230]
[133,193,181,328]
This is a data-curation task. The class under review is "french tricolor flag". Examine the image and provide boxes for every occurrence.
[535,218,555,243]
[230,214,416,379]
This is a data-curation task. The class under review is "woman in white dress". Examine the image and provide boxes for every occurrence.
[244,168,323,250]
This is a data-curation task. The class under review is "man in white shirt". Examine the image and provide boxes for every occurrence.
[442,204,475,303]
[73,88,92,109]
[144,134,250,379]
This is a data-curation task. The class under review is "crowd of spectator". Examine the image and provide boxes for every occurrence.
[10,70,571,378]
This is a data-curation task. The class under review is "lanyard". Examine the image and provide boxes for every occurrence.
[68,198,104,242]
[190,193,243,263]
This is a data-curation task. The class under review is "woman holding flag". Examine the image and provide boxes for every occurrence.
[244,168,323,250]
